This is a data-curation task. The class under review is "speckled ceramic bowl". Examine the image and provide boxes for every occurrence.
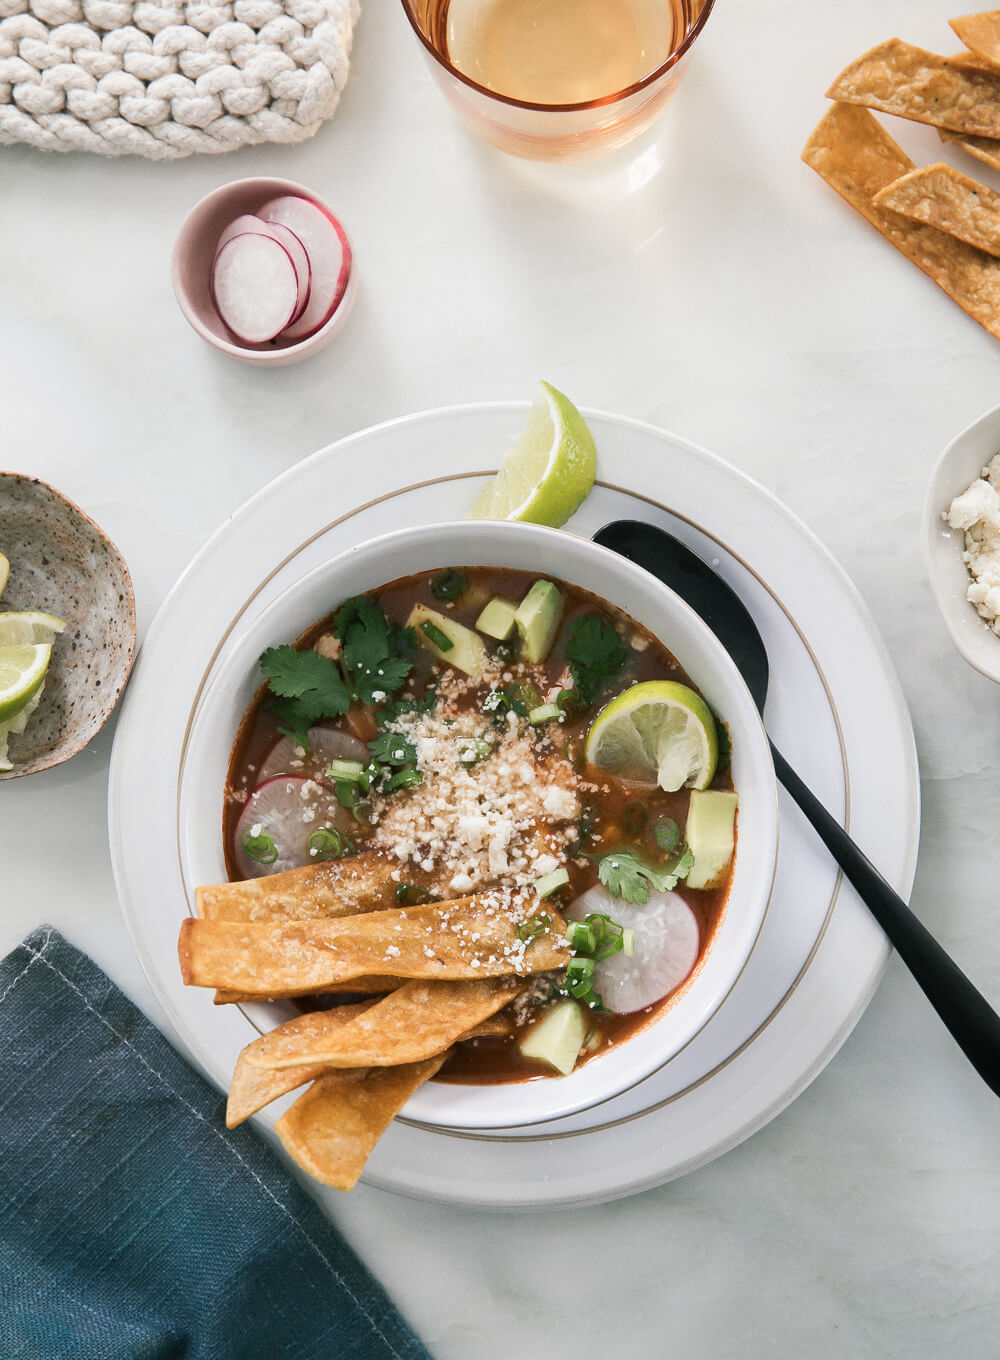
[0,474,136,778]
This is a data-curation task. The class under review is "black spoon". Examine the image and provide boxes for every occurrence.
[595,518,1000,1098]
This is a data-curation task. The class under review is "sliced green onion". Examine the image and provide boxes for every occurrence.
[387,765,423,792]
[431,569,468,602]
[535,866,570,898]
[624,801,648,835]
[565,920,596,954]
[586,912,626,961]
[327,758,367,782]
[622,928,636,958]
[457,736,492,764]
[307,827,355,860]
[517,912,552,944]
[528,702,561,726]
[653,816,681,853]
[334,780,358,809]
[565,957,595,996]
[242,828,278,865]
[420,620,454,652]
[556,687,584,715]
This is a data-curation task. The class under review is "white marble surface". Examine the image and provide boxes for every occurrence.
[3,0,1000,1354]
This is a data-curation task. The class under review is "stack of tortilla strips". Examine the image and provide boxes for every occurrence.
[803,15,1000,339]
[179,851,571,1191]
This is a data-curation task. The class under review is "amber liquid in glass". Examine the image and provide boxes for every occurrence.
[433,0,683,105]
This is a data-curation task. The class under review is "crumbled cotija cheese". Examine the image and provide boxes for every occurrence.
[366,667,579,898]
[947,453,1000,632]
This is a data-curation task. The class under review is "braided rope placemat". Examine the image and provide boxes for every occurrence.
[0,0,359,158]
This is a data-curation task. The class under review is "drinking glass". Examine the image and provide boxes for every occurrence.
[399,0,716,161]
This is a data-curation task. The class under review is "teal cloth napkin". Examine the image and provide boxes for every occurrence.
[0,926,431,1360]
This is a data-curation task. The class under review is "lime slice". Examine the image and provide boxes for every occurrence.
[468,381,596,526]
[0,685,44,771]
[0,553,8,600]
[0,643,52,723]
[0,610,66,647]
[585,680,719,792]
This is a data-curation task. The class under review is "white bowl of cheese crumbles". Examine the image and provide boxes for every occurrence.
[178,519,778,1137]
[925,402,1000,685]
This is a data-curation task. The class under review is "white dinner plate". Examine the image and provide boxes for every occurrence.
[108,404,919,1209]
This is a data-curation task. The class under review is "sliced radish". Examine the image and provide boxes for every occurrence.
[211,234,300,344]
[262,221,312,323]
[257,726,368,785]
[258,195,351,341]
[566,885,701,1014]
[233,775,354,878]
[215,215,311,325]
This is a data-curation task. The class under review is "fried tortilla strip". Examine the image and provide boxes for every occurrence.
[213,975,401,1005]
[245,977,522,1071]
[197,851,421,924]
[951,10,1000,68]
[946,50,1000,73]
[802,104,1000,340]
[179,899,569,995]
[227,1006,516,1126]
[939,126,1000,172]
[826,38,1000,138]
[275,1056,447,1192]
[226,1000,376,1127]
[873,162,1000,257]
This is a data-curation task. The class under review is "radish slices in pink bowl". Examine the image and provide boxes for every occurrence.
[172,178,355,366]
[211,197,351,347]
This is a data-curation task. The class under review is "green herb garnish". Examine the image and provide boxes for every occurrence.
[386,766,422,792]
[307,827,355,860]
[242,828,278,865]
[653,816,681,852]
[395,883,436,905]
[597,847,694,905]
[334,596,414,705]
[259,646,351,748]
[430,569,467,602]
[565,614,628,707]
[517,913,552,944]
[420,620,454,652]
[367,732,417,766]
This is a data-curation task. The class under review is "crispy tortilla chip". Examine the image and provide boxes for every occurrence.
[939,125,1000,171]
[275,1056,447,1192]
[802,103,1000,339]
[826,38,1000,138]
[197,851,417,924]
[226,1000,377,1127]
[946,49,1000,73]
[245,978,522,1070]
[873,162,1000,257]
[951,10,1000,67]
[179,899,569,995]
[213,975,401,1005]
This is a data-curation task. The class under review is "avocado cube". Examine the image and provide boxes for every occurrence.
[476,596,519,641]
[518,998,587,1076]
[685,789,738,890]
[513,579,564,663]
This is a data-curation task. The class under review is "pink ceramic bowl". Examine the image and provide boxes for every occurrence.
[171,177,356,368]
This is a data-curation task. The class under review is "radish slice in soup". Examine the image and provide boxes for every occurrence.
[211,234,300,344]
[257,727,368,785]
[233,775,353,878]
[258,195,351,341]
[566,885,700,1014]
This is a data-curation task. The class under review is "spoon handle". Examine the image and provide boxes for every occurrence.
[770,742,1000,1096]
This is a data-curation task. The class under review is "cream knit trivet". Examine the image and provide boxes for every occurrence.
[0,0,359,158]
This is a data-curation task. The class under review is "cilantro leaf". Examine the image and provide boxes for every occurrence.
[565,614,628,707]
[368,732,417,766]
[259,646,351,746]
[334,596,413,705]
[597,847,693,905]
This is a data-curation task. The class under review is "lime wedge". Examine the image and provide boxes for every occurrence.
[0,553,8,600]
[0,610,66,647]
[0,685,44,771]
[585,680,719,792]
[0,643,52,723]
[468,381,596,526]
